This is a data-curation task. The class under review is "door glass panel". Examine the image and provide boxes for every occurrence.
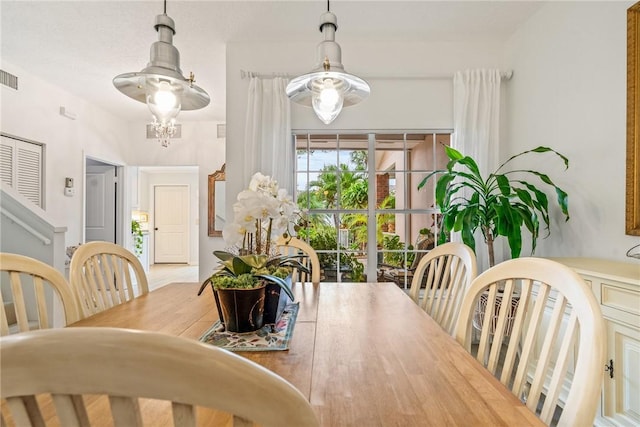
[294,131,451,285]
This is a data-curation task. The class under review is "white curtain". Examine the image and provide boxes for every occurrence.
[452,69,501,173]
[452,69,502,271]
[243,76,293,191]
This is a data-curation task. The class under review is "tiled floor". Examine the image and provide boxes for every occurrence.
[147,264,199,290]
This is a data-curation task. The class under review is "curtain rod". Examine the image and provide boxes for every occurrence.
[240,69,513,81]
[366,70,513,81]
[240,70,291,79]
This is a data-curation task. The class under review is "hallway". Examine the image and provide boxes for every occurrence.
[147,264,199,290]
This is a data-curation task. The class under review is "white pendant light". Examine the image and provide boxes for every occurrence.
[286,1,370,125]
[113,0,210,147]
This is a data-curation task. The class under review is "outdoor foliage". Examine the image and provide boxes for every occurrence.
[295,151,369,280]
[381,234,415,268]
[296,223,365,281]
[131,220,143,256]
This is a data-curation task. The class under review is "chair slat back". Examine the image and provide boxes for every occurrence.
[0,327,319,427]
[69,242,149,318]
[408,242,477,335]
[276,236,321,284]
[0,253,81,336]
[454,257,606,427]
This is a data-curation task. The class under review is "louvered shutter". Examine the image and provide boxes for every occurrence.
[0,135,43,207]
[0,142,13,186]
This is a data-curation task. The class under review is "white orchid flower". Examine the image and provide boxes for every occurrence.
[223,172,299,253]
[222,222,245,246]
[271,215,290,234]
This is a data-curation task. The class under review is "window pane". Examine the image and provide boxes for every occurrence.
[339,169,368,210]
[294,131,451,285]
[375,171,396,211]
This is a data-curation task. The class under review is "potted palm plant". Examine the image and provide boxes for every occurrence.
[420,145,570,332]
[418,145,570,267]
[198,172,309,332]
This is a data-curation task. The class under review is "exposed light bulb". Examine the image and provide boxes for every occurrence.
[146,80,180,148]
[312,79,344,124]
[319,80,340,105]
[146,80,181,124]
[154,89,177,112]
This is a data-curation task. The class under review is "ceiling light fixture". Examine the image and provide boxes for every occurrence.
[113,0,210,147]
[286,0,370,125]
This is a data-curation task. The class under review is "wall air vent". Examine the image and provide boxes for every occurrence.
[0,70,18,90]
[217,124,226,138]
[146,124,181,139]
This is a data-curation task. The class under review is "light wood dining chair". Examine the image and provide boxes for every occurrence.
[276,236,321,284]
[408,242,477,335]
[454,257,606,427]
[0,253,81,336]
[69,241,149,318]
[0,327,319,427]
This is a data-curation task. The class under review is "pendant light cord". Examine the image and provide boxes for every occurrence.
[163,0,167,14]
[327,0,330,12]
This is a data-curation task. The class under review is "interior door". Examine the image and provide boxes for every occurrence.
[154,185,188,263]
[85,164,117,243]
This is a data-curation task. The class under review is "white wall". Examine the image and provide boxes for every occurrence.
[504,1,639,262]
[1,62,131,249]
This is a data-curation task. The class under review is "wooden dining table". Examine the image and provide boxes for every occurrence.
[64,281,543,426]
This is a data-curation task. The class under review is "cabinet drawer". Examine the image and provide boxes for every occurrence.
[600,281,640,315]
[600,281,640,316]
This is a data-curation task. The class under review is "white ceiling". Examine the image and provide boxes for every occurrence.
[1,1,544,124]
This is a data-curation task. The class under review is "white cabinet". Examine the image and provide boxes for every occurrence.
[604,321,640,426]
[551,258,640,427]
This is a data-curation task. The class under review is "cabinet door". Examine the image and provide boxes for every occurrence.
[1,135,43,207]
[602,320,640,426]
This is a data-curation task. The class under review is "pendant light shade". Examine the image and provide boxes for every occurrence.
[286,6,370,125]
[113,5,209,146]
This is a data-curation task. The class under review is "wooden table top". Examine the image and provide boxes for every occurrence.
[68,281,543,426]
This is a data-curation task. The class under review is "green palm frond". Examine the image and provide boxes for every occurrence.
[417,145,570,266]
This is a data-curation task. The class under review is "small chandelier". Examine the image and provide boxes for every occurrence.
[152,118,177,148]
[286,1,370,125]
[113,0,210,147]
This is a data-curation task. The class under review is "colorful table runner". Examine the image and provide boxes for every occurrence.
[199,303,299,351]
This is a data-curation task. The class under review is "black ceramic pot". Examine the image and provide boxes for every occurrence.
[215,285,266,332]
[263,276,292,324]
